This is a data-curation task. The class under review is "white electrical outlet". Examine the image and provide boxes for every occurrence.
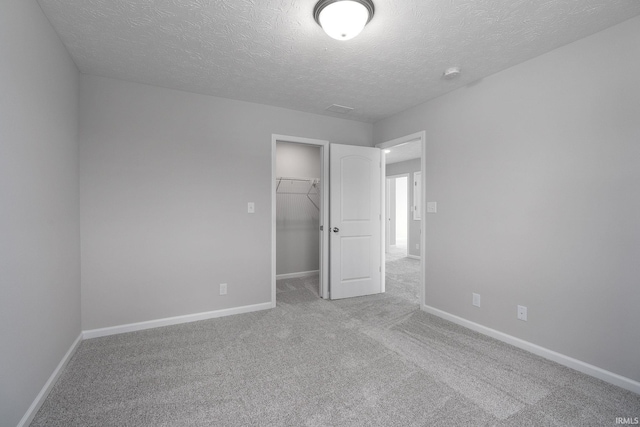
[517,305,527,321]
[472,293,481,307]
[220,283,228,295]
[427,202,437,213]
[247,202,255,214]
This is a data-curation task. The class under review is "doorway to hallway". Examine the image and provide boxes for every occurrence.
[386,174,408,259]
[378,131,426,308]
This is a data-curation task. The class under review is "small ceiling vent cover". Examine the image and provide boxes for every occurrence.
[326,104,354,114]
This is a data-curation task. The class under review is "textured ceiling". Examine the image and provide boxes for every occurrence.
[38,0,640,123]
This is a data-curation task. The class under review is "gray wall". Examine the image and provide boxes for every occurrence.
[276,143,321,275]
[374,16,640,382]
[80,75,372,330]
[387,159,422,257]
[0,1,80,425]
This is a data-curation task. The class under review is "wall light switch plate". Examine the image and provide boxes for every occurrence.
[427,202,437,213]
[247,202,255,214]
[220,283,227,295]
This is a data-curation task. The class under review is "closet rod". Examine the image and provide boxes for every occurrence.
[275,176,318,182]
[275,176,319,193]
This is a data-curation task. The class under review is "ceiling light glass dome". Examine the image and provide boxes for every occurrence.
[314,0,375,41]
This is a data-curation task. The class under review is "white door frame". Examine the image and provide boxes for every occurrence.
[376,131,426,308]
[386,173,410,257]
[271,135,329,306]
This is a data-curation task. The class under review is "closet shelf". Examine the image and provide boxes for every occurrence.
[276,177,320,211]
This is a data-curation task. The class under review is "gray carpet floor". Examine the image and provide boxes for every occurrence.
[31,252,639,426]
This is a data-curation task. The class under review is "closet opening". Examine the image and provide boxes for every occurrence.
[272,137,328,304]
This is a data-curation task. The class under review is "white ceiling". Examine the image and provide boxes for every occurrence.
[385,139,421,165]
[38,0,640,123]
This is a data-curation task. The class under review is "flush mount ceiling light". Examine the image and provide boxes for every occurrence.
[314,0,375,41]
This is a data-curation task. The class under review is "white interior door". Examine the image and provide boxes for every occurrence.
[330,144,382,299]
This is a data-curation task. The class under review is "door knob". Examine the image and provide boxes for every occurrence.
[333,227,340,233]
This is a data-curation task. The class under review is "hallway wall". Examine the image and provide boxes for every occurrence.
[387,159,422,258]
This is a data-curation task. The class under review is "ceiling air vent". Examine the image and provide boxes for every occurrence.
[325,104,354,114]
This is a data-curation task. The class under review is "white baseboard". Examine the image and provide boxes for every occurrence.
[83,302,273,339]
[421,304,640,395]
[276,270,319,280]
[18,333,83,427]
[407,255,421,260]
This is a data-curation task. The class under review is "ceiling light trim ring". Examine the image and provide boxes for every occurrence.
[313,0,375,27]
